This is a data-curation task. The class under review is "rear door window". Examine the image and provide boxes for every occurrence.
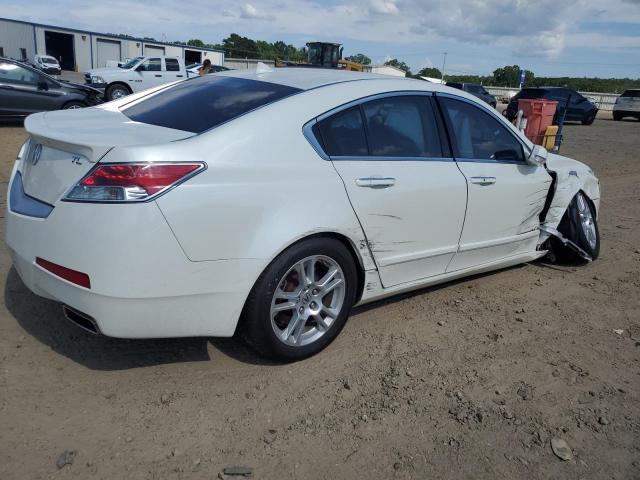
[122,76,301,134]
[165,58,180,72]
[621,90,640,98]
[361,96,442,157]
[316,106,368,156]
[0,62,39,85]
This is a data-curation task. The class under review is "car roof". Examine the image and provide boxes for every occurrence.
[215,67,433,91]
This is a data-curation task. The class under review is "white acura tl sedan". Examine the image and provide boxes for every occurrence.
[6,68,600,360]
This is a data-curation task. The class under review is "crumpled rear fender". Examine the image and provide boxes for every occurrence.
[539,153,600,245]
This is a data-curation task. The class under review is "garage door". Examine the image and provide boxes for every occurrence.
[97,39,121,67]
[144,45,165,56]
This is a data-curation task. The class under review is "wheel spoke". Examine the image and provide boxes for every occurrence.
[274,288,299,301]
[292,313,307,344]
[313,314,330,332]
[317,267,338,289]
[272,301,295,313]
[320,277,343,296]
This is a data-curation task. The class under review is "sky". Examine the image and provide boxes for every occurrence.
[2,0,639,78]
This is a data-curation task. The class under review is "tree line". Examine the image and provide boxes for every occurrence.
[167,33,639,93]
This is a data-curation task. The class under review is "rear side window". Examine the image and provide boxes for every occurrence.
[362,96,442,157]
[165,58,180,71]
[516,89,546,99]
[317,106,368,156]
[123,76,302,134]
[621,90,640,98]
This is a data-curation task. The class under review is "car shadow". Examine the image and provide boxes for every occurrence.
[4,266,273,370]
[5,262,537,370]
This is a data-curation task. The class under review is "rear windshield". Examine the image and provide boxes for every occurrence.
[122,76,302,134]
[515,88,547,99]
[621,90,640,98]
[465,84,485,94]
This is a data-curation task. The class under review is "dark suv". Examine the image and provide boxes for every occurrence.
[446,82,497,108]
[0,57,102,121]
[505,87,598,125]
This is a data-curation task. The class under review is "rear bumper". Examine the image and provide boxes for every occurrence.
[5,166,261,338]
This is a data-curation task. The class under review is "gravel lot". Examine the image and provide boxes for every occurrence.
[0,116,639,479]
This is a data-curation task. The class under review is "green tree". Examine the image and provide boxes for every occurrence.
[222,33,259,59]
[417,66,442,78]
[492,65,535,87]
[345,53,371,65]
[187,39,205,48]
[384,58,411,76]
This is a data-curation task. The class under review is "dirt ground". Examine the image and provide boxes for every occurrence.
[0,115,639,480]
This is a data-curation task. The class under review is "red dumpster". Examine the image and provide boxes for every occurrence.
[517,99,558,145]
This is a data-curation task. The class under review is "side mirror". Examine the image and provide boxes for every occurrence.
[135,64,144,72]
[37,80,49,91]
[527,145,548,166]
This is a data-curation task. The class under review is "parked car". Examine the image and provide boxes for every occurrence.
[33,54,61,76]
[6,69,601,360]
[613,89,640,121]
[0,57,102,121]
[186,63,230,77]
[505,87,598,125]
[446,82,496,107]
[84,56,187,101]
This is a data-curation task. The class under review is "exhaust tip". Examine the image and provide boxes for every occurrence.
[62,305,100,335]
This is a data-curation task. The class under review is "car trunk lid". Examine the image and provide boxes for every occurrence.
[21,107,195,205]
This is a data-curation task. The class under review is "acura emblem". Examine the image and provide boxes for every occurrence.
[31,144,42,166]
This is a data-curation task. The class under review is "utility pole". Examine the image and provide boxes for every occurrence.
[441,51,447,82]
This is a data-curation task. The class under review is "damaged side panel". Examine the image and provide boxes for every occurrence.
[539,153,601,246]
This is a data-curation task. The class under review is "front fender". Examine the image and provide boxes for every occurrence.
[539,153,600,244]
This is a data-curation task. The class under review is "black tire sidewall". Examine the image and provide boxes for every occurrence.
[560,192,600,261]
[242,237,358,361]
[106,84,129,101]
[62,101,85,109]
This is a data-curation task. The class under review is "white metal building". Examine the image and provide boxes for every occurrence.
[0,17,224,71]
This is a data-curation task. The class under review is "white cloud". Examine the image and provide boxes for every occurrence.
[369,0,399,14]
[240,3,274,20]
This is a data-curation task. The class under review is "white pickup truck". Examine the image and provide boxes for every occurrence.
[84,56,187,101]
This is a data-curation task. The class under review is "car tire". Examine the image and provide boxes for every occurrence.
[62,101,86,110]
[240,237,358,361]
[106,83,131,101]
[582,111,596,125]
[551,192,600,263]
[612,112,622,121]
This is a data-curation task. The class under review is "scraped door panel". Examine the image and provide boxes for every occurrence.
[448,161,551,271]
[334,160,467,286]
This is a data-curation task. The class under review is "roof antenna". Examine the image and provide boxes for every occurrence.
[256,62,274,74]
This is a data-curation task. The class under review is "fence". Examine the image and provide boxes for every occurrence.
[483,86,619,111]
[224,57,275,70]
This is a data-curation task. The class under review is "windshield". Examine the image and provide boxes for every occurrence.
[41,56,59,64]
[121,57,144,69]
[466,84,485,94]
[122,76,302,134]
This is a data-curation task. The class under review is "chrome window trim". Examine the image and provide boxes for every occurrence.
[435,91,532,162]
[302,89,532,165]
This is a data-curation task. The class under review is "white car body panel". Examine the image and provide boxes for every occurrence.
[332,160,467,287]
[449,161,552,271]
[5,69,600,339]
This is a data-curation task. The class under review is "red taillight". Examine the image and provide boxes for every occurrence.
[65,162,205,202]
[36,257,91,289]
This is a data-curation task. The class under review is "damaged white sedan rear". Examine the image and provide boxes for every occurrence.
[5,69,600,360]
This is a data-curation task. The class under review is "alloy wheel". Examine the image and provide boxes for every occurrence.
[270,255,346,347]
[576,193,597,249]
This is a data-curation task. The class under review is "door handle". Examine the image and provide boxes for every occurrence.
[155,74,162,78]
[355,177,396,188]
[469,176,496,185]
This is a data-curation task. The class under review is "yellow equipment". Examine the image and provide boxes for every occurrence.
[275,42,364,71]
